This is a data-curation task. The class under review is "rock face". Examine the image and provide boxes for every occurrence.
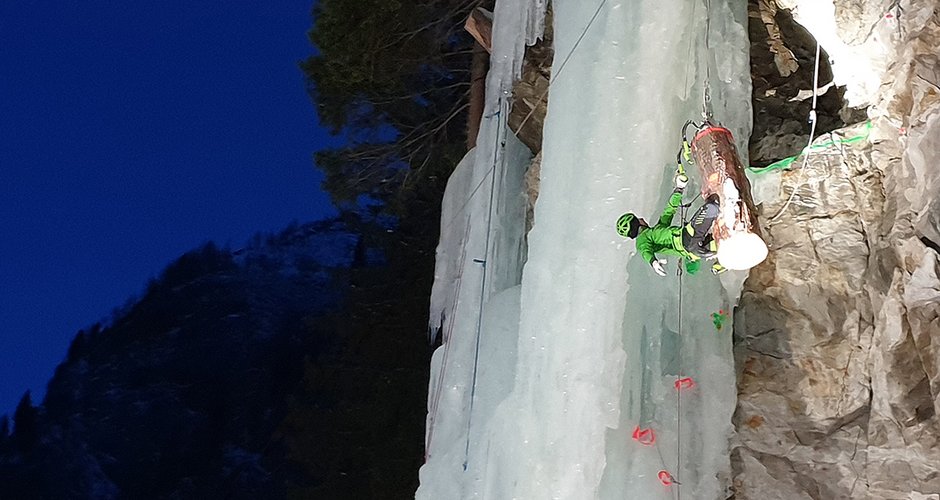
[747,0,852,166]
[732,1,940,498]
[508,5,553,155]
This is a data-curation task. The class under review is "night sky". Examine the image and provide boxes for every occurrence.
[0,2,337,416]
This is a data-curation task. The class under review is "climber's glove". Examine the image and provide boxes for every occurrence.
[651,258,668,277]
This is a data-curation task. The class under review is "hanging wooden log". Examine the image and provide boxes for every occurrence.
[690,125,769,270]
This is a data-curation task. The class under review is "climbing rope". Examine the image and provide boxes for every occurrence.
[681,0,698,97]
[670,0,718,487]
[440,0,610,239]
[756,7,909,221]
[701,0,713,123]
[675,205,688,500]
[425,96,506,465]
[653,1,715,493]
[430,0,614,466]
[425,222,471,461]
[512,0,609,137]
[438,106,505,239]
[768,40,822,223]
[462,95,507,471]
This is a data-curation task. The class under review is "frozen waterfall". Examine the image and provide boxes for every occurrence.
[419,0,752,498]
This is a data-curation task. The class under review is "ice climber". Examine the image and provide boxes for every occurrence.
[616,172,725,276]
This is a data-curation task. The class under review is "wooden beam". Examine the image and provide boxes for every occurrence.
[464,8,493,54]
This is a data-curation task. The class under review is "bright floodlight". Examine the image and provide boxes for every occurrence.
[717,231,768,270]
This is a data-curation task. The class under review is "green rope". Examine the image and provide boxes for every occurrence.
[748,120,873,174]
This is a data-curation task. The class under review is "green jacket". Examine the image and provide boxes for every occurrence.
[635,190,695,264]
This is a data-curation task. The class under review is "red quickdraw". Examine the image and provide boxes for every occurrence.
[631,425,656,446]
[658,470,677,486]
[674,377,696,391]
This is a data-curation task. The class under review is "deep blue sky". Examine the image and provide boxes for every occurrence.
[0,1,338,416]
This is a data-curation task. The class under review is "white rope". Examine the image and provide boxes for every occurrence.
[768,40,821,224]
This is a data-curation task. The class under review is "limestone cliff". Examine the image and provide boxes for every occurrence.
[733,1,940,498]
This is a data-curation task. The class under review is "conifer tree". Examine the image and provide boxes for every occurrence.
[66,330,87,361]
[12,391,38,453]
[302,0,480,207]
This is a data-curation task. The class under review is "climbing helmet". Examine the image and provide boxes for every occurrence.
[616,213,641,239]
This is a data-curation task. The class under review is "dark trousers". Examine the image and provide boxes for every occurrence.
[681,194,719,257]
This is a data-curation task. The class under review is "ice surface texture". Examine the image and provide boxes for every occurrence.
[420,1,752,498]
